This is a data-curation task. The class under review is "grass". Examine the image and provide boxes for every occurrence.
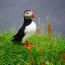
[0,31,65,65]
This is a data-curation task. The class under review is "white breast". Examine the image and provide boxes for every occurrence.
[24,21,36,34]
[22,21,36,43]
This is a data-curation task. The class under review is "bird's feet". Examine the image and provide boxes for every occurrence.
[26,40,36,47]
[26,40,29,46]
[22,41,36,50]
[21,41,36,50]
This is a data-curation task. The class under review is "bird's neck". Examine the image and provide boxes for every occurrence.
[23,18,32,26]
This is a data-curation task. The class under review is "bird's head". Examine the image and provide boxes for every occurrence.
[24,10,36,19]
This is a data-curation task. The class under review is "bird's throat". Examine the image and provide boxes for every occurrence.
[24,18,32,26]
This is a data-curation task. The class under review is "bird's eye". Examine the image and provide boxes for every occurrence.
[26,12,29,14]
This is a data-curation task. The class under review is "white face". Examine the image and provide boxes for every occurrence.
[24,10,33,19]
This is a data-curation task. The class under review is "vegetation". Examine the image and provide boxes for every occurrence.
[0,31,65,65]
[0,17,65,65]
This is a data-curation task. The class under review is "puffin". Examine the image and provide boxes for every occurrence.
[12,10,36,46]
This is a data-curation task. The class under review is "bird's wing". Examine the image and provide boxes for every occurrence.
[12,25,25,42]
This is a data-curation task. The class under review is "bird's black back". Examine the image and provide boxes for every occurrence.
[12,18,32,42]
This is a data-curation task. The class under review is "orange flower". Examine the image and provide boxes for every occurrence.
[40,56,43,61]
[38,18,41,35]
[62,52,65,60]
[62,52,65,63]
[38,27,41,35]
[32,59,35,65]
[48,23,51,33]
[43,60,45,65]
[48,23,52,39]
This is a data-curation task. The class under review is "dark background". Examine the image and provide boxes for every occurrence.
[0,0,65,35]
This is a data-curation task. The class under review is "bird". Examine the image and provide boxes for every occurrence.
[12,10,36,46]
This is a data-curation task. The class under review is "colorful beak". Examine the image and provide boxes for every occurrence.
[32,13,36,19]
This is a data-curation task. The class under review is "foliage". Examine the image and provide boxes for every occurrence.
[0,31,65,65]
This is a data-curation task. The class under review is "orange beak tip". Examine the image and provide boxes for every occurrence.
[32,13,36,19]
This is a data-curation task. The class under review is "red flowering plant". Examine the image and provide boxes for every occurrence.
[62,52,65,64]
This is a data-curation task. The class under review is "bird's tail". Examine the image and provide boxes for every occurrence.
[11,33,22,42]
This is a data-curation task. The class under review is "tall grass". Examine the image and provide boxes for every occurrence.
[0,30,65,65]
[0,17,65,65]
